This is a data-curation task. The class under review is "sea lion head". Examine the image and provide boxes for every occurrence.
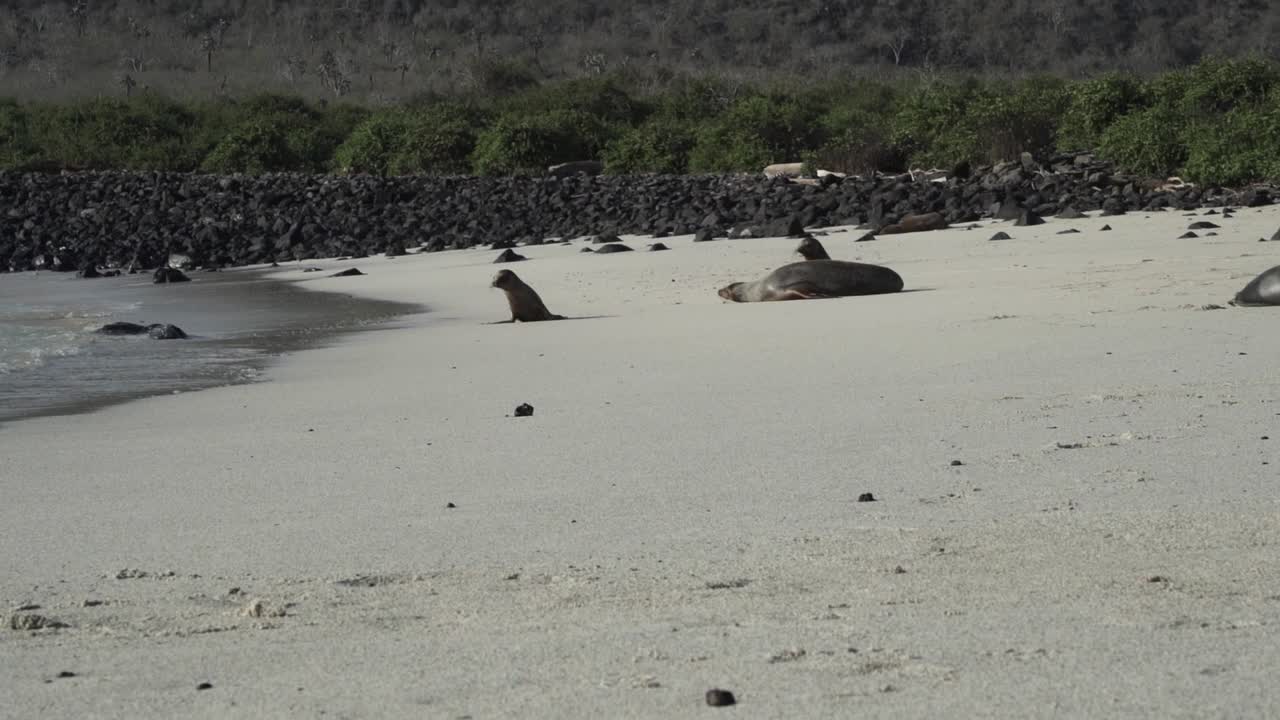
[717,283,745,302]
[491,269,518,289]
[794,235,829,261]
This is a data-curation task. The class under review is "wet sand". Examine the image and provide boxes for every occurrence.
[0,266,420,426]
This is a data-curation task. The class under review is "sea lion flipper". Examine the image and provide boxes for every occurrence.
[778,284,834,301]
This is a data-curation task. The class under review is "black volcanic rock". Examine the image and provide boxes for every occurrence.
[1014,210,1045,226]
[152,267,190,284]
[493,249,527,263]
[594,243,633,253]
[1242,188,1272,207]
[97,322,151,335]
[0,168,1274,275]
[994,198,1023,221]
[147,323,188,340]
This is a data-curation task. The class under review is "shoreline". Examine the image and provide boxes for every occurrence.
[0,264,424,428]
[2,208,1280,718]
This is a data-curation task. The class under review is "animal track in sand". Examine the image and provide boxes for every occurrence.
[1044,432,1150,451]
[333,573,427,588]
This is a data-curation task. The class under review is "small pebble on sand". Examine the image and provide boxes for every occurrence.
[705,689,736,707]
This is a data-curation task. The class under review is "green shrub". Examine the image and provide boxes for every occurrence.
[1058,73,1147,151]
[333,103,485,176]
[25,96,198,170]
[331,110,410,175]
[390,104,485,175]
[889,80,988,167]
[470,110,597,175]
[503,78,641,125]
[1097,105,1188,177]
[891,78,1068,167]
[1179,56,1279,118]
[314,103,371,162]
[970,77,1070,162]
[200,119,301,173]
[602,117,698,174]
[0,99,35,169]
[1183,103,1280,185]
[1093,58,1280,182]
[814,105,899,174]
[194,95,348,173]
[650,75,751,120]
[687,93,825,172]
[1143,67,1191,109]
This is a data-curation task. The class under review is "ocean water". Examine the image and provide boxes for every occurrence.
[0,269,418,426]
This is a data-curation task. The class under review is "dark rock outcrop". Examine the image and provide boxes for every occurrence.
[0,159,1275,274]
[96,322,187,339]
[594,243,634,254]
[152,267,190,284]
[493,249,527,263]
[148,323,188,340]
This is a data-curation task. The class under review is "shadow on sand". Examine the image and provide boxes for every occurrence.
[483,314,615,325]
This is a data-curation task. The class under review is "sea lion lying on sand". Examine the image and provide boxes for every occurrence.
[718,260,904,302]
[1232,265,1280,306]
[795,236,831,261]
[491,269,565,321]
[879,212,948,235]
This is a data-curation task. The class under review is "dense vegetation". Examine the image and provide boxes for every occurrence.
[5,57,1280,186]
[2,0,1279,103]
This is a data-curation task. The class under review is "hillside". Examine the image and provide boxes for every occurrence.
[1,1,1278,102]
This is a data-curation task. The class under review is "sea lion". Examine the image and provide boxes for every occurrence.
[491,269,565,321]
[879,212,948,235]
[1232,265,1280,306]
[794,235,831,261]
[718,260,904,303]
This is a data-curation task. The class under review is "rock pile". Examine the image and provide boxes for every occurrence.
[2,152,1273,273]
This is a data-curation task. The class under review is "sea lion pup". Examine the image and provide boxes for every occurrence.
[1232,265,1280,306]
[718,260,903,302]
[794,235,831,261]
[491,269,566,321]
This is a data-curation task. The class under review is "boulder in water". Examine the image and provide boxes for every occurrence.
[95,322,188,339]
[153,267,191,284]
[147,324,188,340]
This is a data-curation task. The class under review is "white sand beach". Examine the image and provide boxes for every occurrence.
[3,206,1280,718]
